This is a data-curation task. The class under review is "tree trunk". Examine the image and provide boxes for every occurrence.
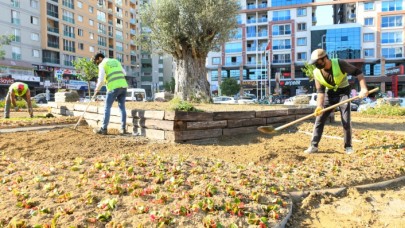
[175,51,211,103]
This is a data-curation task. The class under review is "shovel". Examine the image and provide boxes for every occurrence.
[73,92,98,130]
[257,87,379,134]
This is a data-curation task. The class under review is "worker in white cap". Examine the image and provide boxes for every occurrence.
[304,49,368,155]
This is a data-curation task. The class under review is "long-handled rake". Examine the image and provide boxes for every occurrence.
[73,92,98,130]
[257,87,379,134]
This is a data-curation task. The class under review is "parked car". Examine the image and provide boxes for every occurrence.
[212,96,237,104]
[284,93,317,106]
[358,101,377,112]
[237,94,257,104]
[271,95,289,104]
[31,93,54,104]
[96,95,106,101]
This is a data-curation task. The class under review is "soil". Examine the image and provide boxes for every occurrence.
[0,104,404,227]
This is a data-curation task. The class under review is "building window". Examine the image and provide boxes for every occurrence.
[12,28,21,42]
[363,33,375,42]
[78,15,83,22]
[32,49,40,57]
[364,17,374,26]
[273,10,290,21]
[31,16,38,25]
[382,47,402,58]
[11,0,20,7]
[78,43,84,50]
[297,37,306,46]
[225,42,242,53]
[30,0,39,8]
[89,32,94,39]
[31,33,39,41]
[381,32,402,43]
[363,48,374,58]
[77,1,82,8]
[273,39,291,50]
[11,10,20,25]
[297,8,306,16]
[364,2,374,10]
[381,15,402,27]
[297,23,306,31]
[212,57,220,65]
[272,24,291,36]
[78,29,83,36]
[382,0,403,12]
[297,52,307,61]
[89,46,95,52]
[89,19,94,26]
[12,46,21,60]
[89,6,94,13]
[272,53,290,63]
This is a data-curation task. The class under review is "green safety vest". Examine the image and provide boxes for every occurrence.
[313,59,349,91]
[9,82,28,97]
[102,59,128,91]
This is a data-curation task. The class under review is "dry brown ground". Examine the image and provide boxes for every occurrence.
[0,103,404,227]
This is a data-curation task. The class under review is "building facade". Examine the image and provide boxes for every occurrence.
[206,0,405,98]
[0,0,143,97]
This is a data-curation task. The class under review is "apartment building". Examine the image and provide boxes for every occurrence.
[0,0,141,97]
[207,0,405,98]
[0,0,42,97]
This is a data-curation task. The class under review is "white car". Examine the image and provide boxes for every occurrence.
[237,96,257,104]
[284,93,317,106]
[212,96,237,104]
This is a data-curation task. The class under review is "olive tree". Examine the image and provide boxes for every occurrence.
[139,0,239,102]
[72,58,98,97]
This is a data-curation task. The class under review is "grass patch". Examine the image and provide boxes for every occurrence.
[169,97,203,112]
[360,104,405,116]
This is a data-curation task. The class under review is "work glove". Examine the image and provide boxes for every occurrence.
[14,106,19,112]
[314,107,323,117]
[358,89,369,99]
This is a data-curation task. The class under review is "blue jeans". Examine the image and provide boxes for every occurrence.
[102,87,127,130]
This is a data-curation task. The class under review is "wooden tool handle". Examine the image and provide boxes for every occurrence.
[274,87,379,132]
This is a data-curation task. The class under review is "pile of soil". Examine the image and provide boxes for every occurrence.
[0,104,404,227]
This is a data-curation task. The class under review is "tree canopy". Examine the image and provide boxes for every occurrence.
[220,78,240,96]
[0,35,15,59]
[138,0,240,102]
[72,58,98,97]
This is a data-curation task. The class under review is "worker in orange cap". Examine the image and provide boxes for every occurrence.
[4,82,33,118]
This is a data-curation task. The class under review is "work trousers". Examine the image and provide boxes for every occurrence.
[3,92,29,118]
[101,87,127,130]
[310,93,352,149]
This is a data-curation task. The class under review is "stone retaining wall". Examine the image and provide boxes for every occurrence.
[49,103,314,143]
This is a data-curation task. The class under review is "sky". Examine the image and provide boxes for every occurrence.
[315,0,334,26]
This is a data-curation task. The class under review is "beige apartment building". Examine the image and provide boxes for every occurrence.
[0,0,140,96]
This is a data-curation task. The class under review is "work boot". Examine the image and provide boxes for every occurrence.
[119,129,127,135]
[304,146,318,154]
[345,147,354,155]
[93,127,107,135]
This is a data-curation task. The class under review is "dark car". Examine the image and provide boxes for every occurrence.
[271,95,289,104]
[31,93,54,104]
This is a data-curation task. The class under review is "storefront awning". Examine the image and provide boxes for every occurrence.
[0,59,35,69]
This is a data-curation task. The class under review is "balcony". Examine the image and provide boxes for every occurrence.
[64,60,73,66]
[98,42,107,47]
[47,41,59,48]
[130,18,136,24]
[247,32,256,38]
[272,59,291,64]
[258,3,268,8]
[116,47,124,52]
[62,1,74,9]
[130,50,136,55]
[108,20,113,25]
[62,16,75,24]
[63,31,75,38]
[47,10,59,18]
[247,18,256,24]
[43,57,60,64]
[246,46,257,52]
[63,46,76,52]
[48,27,59,33]
[258,17,267,23]
[130,29,136,35]
[247,4,256,10]
[109,45,114,49]
[224,62,242,66]
[116,35,124,41]
[258,30,268,37]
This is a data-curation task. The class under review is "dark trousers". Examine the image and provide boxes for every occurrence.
[310,93,352,149]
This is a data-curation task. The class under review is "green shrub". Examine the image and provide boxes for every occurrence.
[0,100,38,108]
[361,104,405,116]
[169,97,201,112]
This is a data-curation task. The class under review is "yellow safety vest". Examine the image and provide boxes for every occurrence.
[9,82,28,97]
[313,59,349,91]
[102,59,128,91]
